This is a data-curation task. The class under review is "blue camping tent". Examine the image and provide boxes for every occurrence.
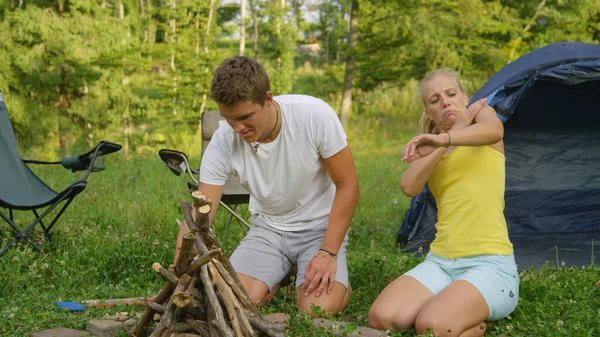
[397,42,600,268]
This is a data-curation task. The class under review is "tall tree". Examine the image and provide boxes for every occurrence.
[338,0,357,126]
[239,0,246,55]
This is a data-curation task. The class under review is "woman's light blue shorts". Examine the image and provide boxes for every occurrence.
[404,252,520,321]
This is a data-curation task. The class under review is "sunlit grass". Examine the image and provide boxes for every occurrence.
[1,115,599,336]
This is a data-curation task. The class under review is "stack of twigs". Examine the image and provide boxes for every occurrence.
[129,191,287,337]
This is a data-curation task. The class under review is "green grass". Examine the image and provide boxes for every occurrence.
[1,117,599,336]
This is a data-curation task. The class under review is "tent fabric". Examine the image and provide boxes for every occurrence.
[398,42,600,268]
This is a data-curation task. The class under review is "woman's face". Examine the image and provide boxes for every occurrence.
[422,74,469,131]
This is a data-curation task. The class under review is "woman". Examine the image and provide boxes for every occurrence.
[368,68,519,337]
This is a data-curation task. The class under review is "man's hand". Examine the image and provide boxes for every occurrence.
[301,253,337,297]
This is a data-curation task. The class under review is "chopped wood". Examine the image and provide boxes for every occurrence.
[150,274,192,337]
[132,298,166,314]
[200,264,234,337]
[247,312,287,337]
[131,282,176,337]
[175,230,197,275]
[208,263,245,337]
[212,259,256,312]
[153,263,180,284]
[185,248,222,275]
[184,318,210,337]
[133,191,286,337]
[180,201,208,255]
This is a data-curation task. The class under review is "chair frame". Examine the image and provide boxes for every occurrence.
[0,141,121,256]
[158,149,251,238]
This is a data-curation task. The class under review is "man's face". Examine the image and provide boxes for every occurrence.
[218,94,272,143]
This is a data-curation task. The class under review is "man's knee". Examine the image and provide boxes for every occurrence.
[238,273,270,304]
[296,283,348,315]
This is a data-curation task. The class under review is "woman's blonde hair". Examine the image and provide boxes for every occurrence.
[418,68,465,134]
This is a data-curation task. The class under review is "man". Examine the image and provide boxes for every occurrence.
[198,56,359,314]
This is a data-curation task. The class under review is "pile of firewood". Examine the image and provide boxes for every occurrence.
[128,191,287,337]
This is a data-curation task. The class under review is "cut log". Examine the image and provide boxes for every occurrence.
[132,298,166,314]
[150,274,193,337]
[185,249,222,275]
[153,263,180,284]
[247,312,287,337]
[208,263,245,337]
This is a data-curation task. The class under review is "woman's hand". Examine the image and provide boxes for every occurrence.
[452,97,487,131]
[401,134,446,163]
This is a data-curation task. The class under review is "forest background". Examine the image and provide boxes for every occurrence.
[1,1,600,336]
[2,0,599,159]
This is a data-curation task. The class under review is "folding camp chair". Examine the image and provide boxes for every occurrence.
[158,111,251,239]
[0,92,122,256]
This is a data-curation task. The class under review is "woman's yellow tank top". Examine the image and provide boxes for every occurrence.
[428,145,513,258]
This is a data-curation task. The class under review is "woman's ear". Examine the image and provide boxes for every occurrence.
[424,108,431,119]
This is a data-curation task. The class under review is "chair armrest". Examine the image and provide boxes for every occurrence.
[62,141,122,173]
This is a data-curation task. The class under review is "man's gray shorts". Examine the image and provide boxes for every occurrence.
[229,215,349,292]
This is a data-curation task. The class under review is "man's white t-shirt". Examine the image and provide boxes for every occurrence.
[199,95,348,231]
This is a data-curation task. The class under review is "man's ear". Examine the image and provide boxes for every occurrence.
[265,91,274,107]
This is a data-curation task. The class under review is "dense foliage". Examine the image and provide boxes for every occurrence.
[1,0,597,157]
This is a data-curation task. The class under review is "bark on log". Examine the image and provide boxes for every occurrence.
[175,230,197,276]
[212,259,256,312]
[150,274,193,337]
[181,201,208,255]
[247,312,287,337]
[153,263,181,284]
[192,191,212,233]
[185,248,222,275]
[208,263,245,337]
[185,318,211,337]
[200,264,234,337]
[173,289,206,320]
[132,298,166,314]
[132,281,177,337]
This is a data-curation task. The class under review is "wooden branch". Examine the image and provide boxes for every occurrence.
[212,259,256,312]
[175,230,198,276]
[208,263,244,337]
[131,281,177,337]
[153,263,180,284]
[200,264,234,337]
[185,318,211,337]
[247,311,287,337]
[173,289,206,320]
[234,307,254,337]
[170,334,204,337]
[150,274,193,337]
[132,298,166,314]
[192,191,213,236]
[181,201,208,255]
[185,248,222,275]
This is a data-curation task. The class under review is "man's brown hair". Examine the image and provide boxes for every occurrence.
[210,56,271,106]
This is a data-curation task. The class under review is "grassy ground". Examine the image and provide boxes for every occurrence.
[1,116,599,337]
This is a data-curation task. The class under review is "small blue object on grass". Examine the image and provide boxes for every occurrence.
[54,301,86,311]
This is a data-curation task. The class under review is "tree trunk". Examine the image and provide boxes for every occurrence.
[276,0,285,70]
[239,0,246,56]
[118,0,124,19]
[339,0,358,127]
[249,0,259,60]
[171,0,177,115]
[198,0,216,132]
